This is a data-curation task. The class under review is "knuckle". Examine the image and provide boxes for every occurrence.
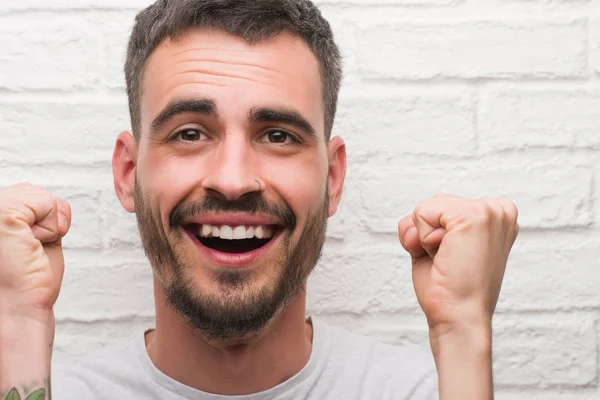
[15,181,34,188]
[502,198,519,222]
[28,184,45,192]
[421,231,438,245]
[414,199,431,215]
[61,198,72,214]
[0,208,23,229]
[433,192,459,201]
[472,200,493,225]
[397,217,406,231]
[38,190,57,207]
[36,186,52,197]
[48,194,58,207]
[0,182,29,196]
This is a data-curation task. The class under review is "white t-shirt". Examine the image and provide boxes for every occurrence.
[53,317,439,399]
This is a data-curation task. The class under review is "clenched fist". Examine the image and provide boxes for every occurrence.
[0,183,71,314]
[398,194,519,342]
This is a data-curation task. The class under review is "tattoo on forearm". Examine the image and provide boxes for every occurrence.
[3,384,48,400]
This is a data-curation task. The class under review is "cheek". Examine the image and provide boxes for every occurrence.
[262,152,328,217]
[141,152,205,225]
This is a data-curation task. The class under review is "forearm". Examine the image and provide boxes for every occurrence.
[430,325,493,400]
[0,309,54,400]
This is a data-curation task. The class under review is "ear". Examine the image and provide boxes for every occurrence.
[113,131,138,213]
[326,136,347,217]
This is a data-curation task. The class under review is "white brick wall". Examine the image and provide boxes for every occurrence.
[1,0,598,397]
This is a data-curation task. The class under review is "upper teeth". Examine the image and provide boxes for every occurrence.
[199,225,274,240]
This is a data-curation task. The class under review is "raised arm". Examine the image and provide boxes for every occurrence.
[398,195,519,400]
[0,183,71,400]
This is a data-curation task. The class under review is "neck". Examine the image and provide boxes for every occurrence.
[146,277,313,395]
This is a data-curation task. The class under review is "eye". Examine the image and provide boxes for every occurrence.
[174,128,206,142]
[261,130,298,145]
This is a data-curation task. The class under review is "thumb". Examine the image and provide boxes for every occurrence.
[413,202,447,259]
[398,214,427,260]
[56,198,72,239]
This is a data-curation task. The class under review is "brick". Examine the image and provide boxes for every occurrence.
[0,13,102,90]
[592,20,600,77]
[0,163,113,183]
[317,11,362,84]
[479,90,600,150]
[326,169,364,240]
[498,242,600,311]
[1,1,152,10]
[48,186,103,249]
[308,243,421,314]
[0,100,130,165]
[367,326,429,349]
[357,21,587,79]
[304,315,426,356]
[316,0,458,6]
[56,254,154,321]
[100,190,143,249]
[493,319,597,387]
[359,165,592,232]
[350,320,430,349]
[100,11,139,90]
[335,92,475,157]
[496,389,600,400]
[0,182,103,250]
[53,318,154,361]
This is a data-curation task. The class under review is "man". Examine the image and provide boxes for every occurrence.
[0,0,519,399]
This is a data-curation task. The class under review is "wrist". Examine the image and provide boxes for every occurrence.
[0,295,54,322]
[429,322,492,361]
[0,306,55,384]
[0,300,55,347]
[0,307,55,349]
[430,324,494,400]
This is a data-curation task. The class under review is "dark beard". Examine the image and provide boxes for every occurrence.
[134,180,328,341]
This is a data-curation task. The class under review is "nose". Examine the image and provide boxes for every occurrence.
[201,134,261,201]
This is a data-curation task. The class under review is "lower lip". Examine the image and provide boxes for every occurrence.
[185,229,283,268]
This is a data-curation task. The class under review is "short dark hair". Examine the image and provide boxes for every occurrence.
[125,0,343,141]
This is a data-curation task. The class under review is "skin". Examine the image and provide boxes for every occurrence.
[399,195,519,399]
[112,28,346,394]
[0,26,518,400]
[0,183,71,400]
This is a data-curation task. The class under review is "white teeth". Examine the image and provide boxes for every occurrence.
[233,226,246,240]
[255,226,264,239]
[220,226,234,240]
[198,224,275,240]
[264,226,272,238]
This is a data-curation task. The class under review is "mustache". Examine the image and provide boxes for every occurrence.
[169,192,296,230]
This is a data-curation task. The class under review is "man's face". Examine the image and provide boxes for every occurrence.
[119,29,345,341]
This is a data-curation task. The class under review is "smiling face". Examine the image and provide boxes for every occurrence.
[113,28,346,341]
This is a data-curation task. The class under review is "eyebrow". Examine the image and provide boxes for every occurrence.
[248,106,317,140]
[150,98,218,135]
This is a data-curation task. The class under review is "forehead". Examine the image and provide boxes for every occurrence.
[140,28,324,135]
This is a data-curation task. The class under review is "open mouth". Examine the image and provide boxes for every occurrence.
[186,224,283,254]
